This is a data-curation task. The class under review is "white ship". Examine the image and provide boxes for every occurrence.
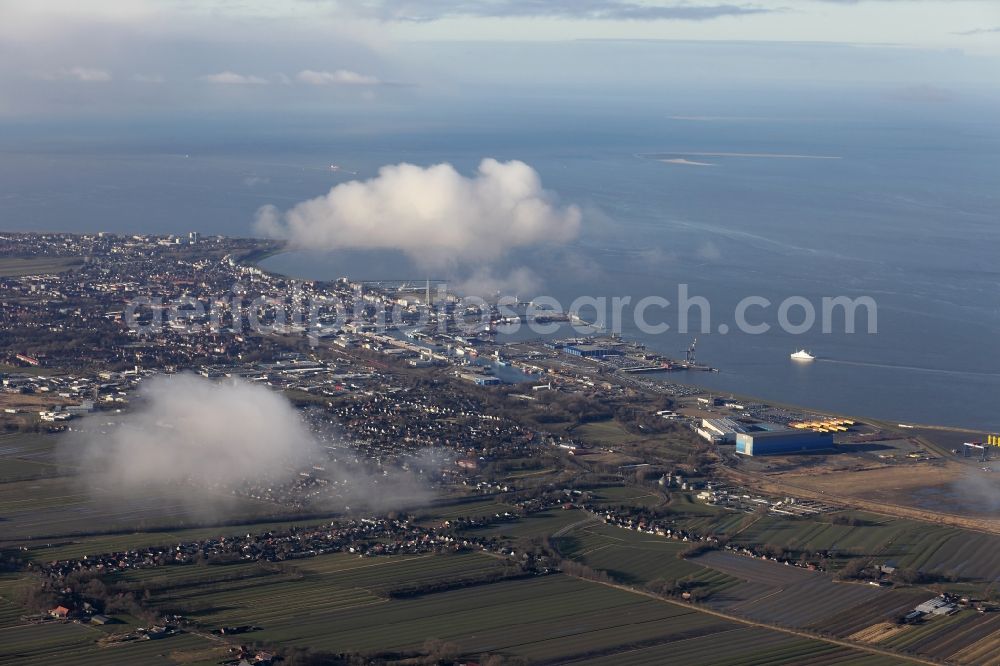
[790,349,815,362]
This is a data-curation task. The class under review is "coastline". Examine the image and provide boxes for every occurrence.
[248,248,993,438]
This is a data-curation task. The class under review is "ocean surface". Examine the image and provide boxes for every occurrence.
[2,109,998,430]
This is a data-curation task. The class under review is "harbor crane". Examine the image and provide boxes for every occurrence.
[684,338,698,364]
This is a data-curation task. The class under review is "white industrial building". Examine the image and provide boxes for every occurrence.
[697,417,748,444]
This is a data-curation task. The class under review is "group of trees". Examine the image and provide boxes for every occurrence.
[384,564,533,599]
[646,577,711,602]
[525,391,615,426]
[830,514,869,527]
[836,556,959,586]
[558,559,614,584]
[15,571,160,624]
[0,548,26,573]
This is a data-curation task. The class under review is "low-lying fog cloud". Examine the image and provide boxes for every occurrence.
[254,158,581,271]
[64,374,428,518]
[68,374,317,490]
[953,469,1000,515]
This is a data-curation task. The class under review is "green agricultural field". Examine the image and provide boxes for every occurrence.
[589,485,663,508]
[419,498,515,522]
[154,569,732,659]
[663,501,1000,584]
[503,467,558,481]
[554,519,741,594]
[121,551,510,631]
[105,549,901,664]
[116,560,274,587]
[0,432,70,483]
[574,419,646,445]
[2,520,929,664]
[0,256,83,277]
[290,550,506,587]
[0,621,223,666]
[0,458,63,483]
[0,476,289,543]
[0,574,32,630]
[264,575,720,655]
[0,601,24,632]
[726,513,903,555]
[120,551,508,600]
[880,610,974,653]
[461,507,589,539]
[570,626,911,666]
[153,569,916,664]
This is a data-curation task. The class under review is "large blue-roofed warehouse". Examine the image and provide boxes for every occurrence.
[735,429,834,456]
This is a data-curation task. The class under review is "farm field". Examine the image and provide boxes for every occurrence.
[0,600,23,631]
[693,551,918,628]
[461,507,589,539]
[122,551,511,630]
[879,610,1000,664]
[0,432,69,482]
[553,517,741,593]
[0,458,61,483]
[123,551,509,599]
[588,485,663,508]
[89,550,908,664]
[0,476,286,542]
[131,553,735,657]
[879,525,1000,582]
[810,590,931,638]
[0,256,83,277]
[849,622,911,644]
[566,626,911,666]
[2,455,989,663]
[282,577,728,657]
[669,505,1000,584]
[419,497,515,522]
[0,574,31,630]
[689,550,1000,664]
[0,621,223,666]
[949,621,1000,666]
[725,513,897,553]
[1,424,995,666]
[445,501,1000,663]
[573,419,647,446]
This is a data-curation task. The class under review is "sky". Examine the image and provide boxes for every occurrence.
[0,0,998,119]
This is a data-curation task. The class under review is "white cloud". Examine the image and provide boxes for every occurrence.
[954,26,1000,36]
[200,71,269,85]
[296,69,381,86]
[244,175,271,187]
[255,158,581,270]
[696,240,722,261]
[42,67,113,82]
[70,66,112,81]
[68,374,319,492]
[351,0,775,22]
[452,266,541,298]
[64,373,431,516]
